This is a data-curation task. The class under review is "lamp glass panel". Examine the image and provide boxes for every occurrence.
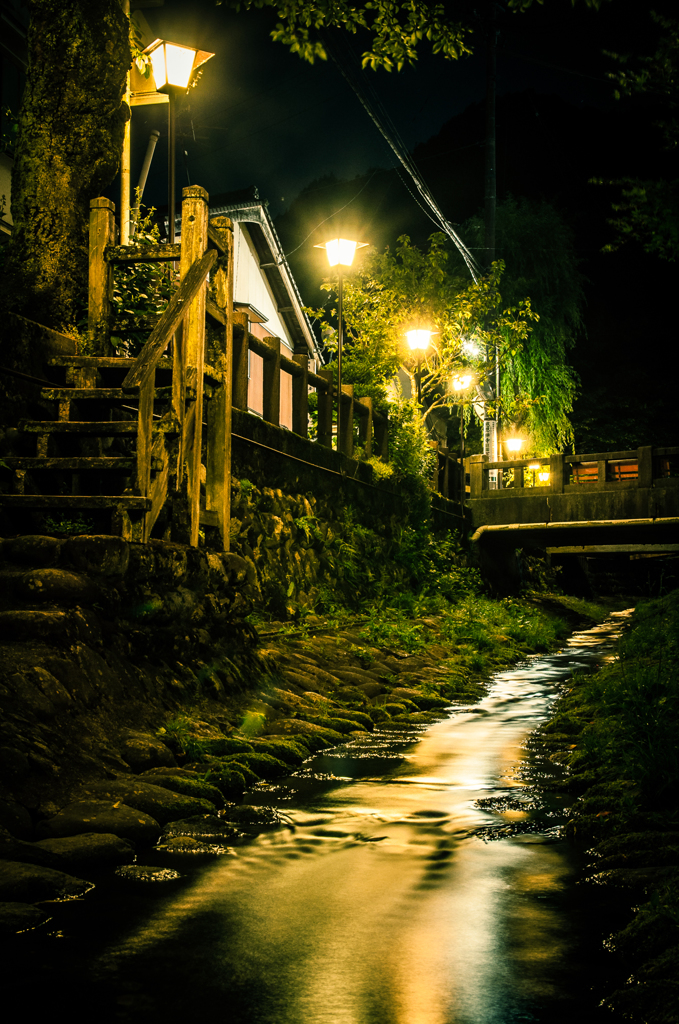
[148,44,168,89]
[164,42,197,89]
[538,471,550,482]
[325,238,357,267]
[406,329,431,351]
[506,438,523,452]
[452,373,472,391]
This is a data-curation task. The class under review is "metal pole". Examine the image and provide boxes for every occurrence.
[168,92,176,243]
[129,129,160,239]
[460,407,465,503]
[417,351,422,405]
[337,267,343,451]
[120,0,131,245]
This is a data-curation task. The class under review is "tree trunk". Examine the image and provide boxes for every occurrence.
[2,0,130,337]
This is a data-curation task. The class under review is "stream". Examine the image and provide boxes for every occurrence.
[10,612,632,1022]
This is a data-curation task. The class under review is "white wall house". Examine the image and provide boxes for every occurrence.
[207,190,323,429]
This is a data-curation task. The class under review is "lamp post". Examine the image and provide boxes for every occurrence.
[145,39,214,244]
[452,372,473,502]
[315,238,366,451]
[405,329,434,405]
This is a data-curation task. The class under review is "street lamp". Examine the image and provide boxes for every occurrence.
[145,39,214,244]
[451,372,473,503]
[406,329,435,405]
[315,237,366,452]
[505,436,525,459]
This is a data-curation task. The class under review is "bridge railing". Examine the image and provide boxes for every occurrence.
[469,445,679,498]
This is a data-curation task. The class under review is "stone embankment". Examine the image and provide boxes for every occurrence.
[0,530,494,937]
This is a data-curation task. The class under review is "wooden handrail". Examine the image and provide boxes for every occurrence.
[105,243,182,263]
[122,248,217,390]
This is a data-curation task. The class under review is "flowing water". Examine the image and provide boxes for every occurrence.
[12,612,632,1022]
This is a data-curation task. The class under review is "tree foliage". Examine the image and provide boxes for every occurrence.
[1,0,131,333]
[227,0,473,70]
[309,233,537,474]
[597,12,679,261]
[462,197,583,453]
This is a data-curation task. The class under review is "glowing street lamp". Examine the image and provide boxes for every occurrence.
[451,371,473,503]
[315,238,367,452]
[505,436,525,459]
[144,39,214,244]
[406,329,435,405]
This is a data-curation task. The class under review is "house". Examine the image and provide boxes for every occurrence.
[174,186,323,430]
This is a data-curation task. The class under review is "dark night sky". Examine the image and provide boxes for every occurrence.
[130,0,645,221]
[123,0,677,449]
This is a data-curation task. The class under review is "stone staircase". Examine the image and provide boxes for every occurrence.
[0,354,176,540]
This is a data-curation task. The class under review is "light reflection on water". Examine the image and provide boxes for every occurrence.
[26,613,633,1022]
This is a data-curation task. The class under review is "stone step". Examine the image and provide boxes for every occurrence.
[47,356,173,370]
[0,495,151,510]
[40,388,128,401]
[40,386,185,403]
[19,420,138,434]
[0,457,137,470]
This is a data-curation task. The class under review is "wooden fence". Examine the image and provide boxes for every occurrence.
[88,186,389,551]
[467,446,679,498]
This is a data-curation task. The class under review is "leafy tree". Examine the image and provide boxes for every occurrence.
[461,197,583,453]
[596,12,679,261]
[309,232,537,474]
[1,0,131,334]
[228,1,474,70]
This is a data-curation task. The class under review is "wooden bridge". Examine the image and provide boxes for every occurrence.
[0,186,388,548]
[467,448,679,589]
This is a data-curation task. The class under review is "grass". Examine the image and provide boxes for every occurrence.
[532,588,679,1022]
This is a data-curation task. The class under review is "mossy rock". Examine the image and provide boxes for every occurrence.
[265,719,345,751]
[311,715,365,735]
[137,771,224,808]
[184,759,248,797]
[200,736,254,757]
[224,751,290,779]
[383,703,409,717]
[328,709,373,730]
[251,738,309,766]
[368,707,390,724]
[216,757,260,785]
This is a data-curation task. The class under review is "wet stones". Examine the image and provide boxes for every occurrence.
[0,901,50,936]
[36,800,161,845]
[33,833,135,872]
[0,860,93,902]
[71,780,216,825]
[118,732,177,773]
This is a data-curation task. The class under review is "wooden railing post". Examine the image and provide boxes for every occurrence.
[262,337,281,426]
[357,396,373,456]
[441,446,450,498]
[550,453,565,493]
[317,369,334,447]
[180,185,209,547]
[470,453,488,498]
[292,354,309,437]
[88,197,115,355]
[374,414,388,460]
[232,310,249,410]
[514,464,524,488]
[340,384,354,455]
[206,215,234,551]
[638,445,653,488]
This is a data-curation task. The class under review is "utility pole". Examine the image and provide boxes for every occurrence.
[483,0,500,487]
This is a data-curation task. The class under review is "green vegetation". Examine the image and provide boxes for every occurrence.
[41,514,94,536]
[533,590,679,1021]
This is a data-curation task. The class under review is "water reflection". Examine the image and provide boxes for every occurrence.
[30,613,632,1022]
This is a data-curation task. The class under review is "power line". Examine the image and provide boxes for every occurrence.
[323,33,482,282]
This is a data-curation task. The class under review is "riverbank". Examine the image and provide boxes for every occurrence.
[531,588,679,1022]
[0,587,613,936]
